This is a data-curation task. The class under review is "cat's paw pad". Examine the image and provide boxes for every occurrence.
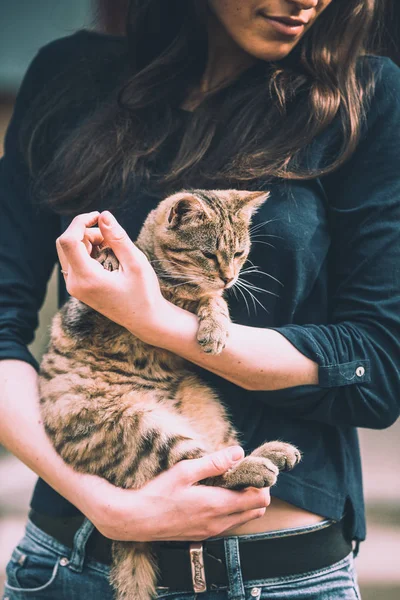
[251,441,301,472]
[221,456,279,489]
[197,321,228,355]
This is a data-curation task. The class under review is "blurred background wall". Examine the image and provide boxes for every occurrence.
[0,1,399,599]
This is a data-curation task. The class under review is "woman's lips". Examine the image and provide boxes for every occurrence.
[260,14,307,37]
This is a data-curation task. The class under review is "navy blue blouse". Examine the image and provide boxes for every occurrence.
[1,31,400,543]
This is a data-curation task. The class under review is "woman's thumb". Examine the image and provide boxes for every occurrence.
[98,211,144,268]
[181,446,244,484]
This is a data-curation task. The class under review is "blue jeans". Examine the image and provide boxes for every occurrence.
[3,518,361,599]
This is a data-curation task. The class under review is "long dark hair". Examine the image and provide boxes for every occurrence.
[24,0,385,214]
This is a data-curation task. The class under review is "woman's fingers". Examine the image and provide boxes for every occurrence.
[56,237,69,277]
[178,446,245,485]
[82,227,104,256]
[57,212,101,278]
[211,486,270,517]
[98,211,147,271]
[84,227,104,247]
[228,486,271,514]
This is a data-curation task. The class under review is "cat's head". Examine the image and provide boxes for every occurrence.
[142,189,269,294]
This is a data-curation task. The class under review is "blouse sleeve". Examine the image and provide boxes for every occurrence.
[263,58,400,430]
[0,46,61,371]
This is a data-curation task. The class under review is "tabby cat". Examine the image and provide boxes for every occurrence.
[39,189,301,600]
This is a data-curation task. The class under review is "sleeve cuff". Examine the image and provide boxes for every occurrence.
[318,360,370,388]
[0,341,39,372]
[270,325,370,388]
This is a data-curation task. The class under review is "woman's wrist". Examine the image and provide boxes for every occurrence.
[77,475,143,540]
[129,296,199,349]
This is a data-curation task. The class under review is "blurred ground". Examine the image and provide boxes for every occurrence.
[1,102,400,599]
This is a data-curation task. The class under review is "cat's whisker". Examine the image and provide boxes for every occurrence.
[239,268,284,287]
[159,275,194,283]
[235,281,268,313]
[172,280,200,288]
[249,218,279,233]
[240,266,266,275]
[234,282,251,316]
[238,279,280,298]
[157,267,201,280]
[242,284,258,314]
[250,236,277,248]
[243,258,258,270]
[250,233,282,240]
[230,286,239,301]
[240,269,276,280]
[250,240,276,249]
[245,289,268,313]
[234,281,259,315]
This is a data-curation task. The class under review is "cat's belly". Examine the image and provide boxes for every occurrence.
[224,497,325,536]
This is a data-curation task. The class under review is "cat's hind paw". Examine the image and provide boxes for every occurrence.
[251,441,301,472]
[217,456,279,489]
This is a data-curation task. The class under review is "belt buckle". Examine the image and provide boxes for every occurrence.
[189,542,207,593]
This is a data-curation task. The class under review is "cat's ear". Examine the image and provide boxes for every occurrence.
[235,191,270,219]
[168,194,212,228]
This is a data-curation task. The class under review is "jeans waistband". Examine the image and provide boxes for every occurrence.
[27,510,352,596]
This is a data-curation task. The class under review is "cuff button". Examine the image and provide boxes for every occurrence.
[356,366,365,377]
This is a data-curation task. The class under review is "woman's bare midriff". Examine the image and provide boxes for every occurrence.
[225,497,325,536]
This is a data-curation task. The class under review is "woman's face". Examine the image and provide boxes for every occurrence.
[207,0,334,61]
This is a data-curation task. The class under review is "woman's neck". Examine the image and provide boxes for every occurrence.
[182,11,256,111]
[201,13,256,92]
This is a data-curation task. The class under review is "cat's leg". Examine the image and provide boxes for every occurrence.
[196,295,230,355]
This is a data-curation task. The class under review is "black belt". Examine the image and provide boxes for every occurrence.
[29,509,352,592]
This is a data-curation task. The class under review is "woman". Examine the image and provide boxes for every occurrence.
[1,0,399,598]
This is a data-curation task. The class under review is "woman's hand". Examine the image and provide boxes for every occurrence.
[80,446,270,542]
[56,211,171,342]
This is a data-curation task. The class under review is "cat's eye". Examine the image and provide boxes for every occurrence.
[234,250,245,258]
[202,251,216,260]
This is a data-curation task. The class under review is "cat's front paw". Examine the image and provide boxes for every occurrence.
[251,441,301,472]
[93,246,119,272]
[197,319,228,355]
[218,456,279,489]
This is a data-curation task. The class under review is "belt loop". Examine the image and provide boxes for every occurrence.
[68,518,95,573]
[224,537,245,600]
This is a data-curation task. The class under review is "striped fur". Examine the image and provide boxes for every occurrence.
[39,190,301,599]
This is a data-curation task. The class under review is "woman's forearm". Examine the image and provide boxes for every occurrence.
[140,302,319,391]
[0,360,102,515]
